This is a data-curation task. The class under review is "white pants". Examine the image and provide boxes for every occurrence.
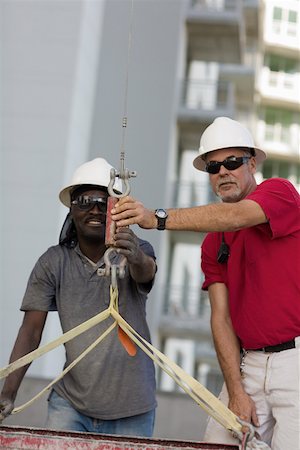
[204,337,300,450]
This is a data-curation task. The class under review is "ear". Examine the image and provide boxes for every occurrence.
[249,156,257,173]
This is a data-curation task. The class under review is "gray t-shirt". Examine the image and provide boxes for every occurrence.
[21,240,157,419]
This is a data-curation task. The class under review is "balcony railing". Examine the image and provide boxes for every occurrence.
[266,20,300,50]
[172,180,218,208]
[179,79,235,114]
[163,284,211,320]
[257,120,300,156]
[272,20,298,39]
[260,68,300,104]
[190,0,239,12]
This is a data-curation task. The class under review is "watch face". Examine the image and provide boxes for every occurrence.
[156,209,167,218]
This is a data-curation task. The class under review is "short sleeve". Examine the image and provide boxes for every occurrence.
[246,178,300,238]
[21,249,58,312]
[201,233,226,290]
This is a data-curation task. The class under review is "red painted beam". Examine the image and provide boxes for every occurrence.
[0,426,239,450]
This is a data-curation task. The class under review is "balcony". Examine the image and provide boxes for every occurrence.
[256,120,300,159]
[172,180,217,208]
[178,79,235,122]
[158,284,211,340]
[264,20,300,55]
[259,68,300,109]
[186,0,245,63]
[188,0,242,21]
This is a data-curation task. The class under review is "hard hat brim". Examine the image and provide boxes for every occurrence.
[193,147,267,172]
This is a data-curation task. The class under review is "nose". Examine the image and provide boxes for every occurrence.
[90,203,105,214]
[218,163,230,175]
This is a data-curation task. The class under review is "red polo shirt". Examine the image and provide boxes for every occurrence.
[201,178,300,349]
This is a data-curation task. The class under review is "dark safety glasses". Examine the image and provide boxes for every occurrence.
[205,156,251,174]
[71,195,107,212]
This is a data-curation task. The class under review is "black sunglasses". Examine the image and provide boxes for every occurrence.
[205,156,251,174]
[71,195,107,212]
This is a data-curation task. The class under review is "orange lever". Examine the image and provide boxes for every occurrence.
[118,326,137,356]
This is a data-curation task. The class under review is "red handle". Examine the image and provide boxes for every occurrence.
[105,197,118,246]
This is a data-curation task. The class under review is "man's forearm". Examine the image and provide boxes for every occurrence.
[165,200,266,232]
[112,197,267,232]
[1,322,44,400]
[212,317,243,397]
[129,253,156,284]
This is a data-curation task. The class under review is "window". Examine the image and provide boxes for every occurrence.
[265,108,293,127]
[262,159,300,185]
[273,7,282,21]
[272,6,299,37]
[266,54,299,74]
[262,108,300,154]
[288,10,297,23]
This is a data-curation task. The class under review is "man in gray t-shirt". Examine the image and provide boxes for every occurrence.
[0,158,157,437]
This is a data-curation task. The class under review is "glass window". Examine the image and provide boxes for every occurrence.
[288,10,297,23]
[262,159,300,184]
[268,54,281,72]
[262,160,274,180]
[266,54,299,74]
[296,165,300,184]
[265,108,277,125]
[265,108,293,127]
[278,162,290,179]
[273,7,282,21]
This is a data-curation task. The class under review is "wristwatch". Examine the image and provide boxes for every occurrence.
[155,209,168,230]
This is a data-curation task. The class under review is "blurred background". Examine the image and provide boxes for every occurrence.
[0,0,299,441]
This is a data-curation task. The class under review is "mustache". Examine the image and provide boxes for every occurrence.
[216,177,235,189]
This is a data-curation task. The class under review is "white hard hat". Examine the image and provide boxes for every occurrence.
[193,117,266,171]
[59,158,122,207]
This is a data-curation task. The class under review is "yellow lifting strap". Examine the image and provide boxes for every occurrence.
[0,286,241,437]
[0,286,273,449]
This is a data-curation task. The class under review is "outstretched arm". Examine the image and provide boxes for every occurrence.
[209,282,259,427]
[0,310,47,421]
[111,197,267,232]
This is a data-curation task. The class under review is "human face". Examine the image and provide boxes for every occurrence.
[71,188,108,243]
[205,148,257,203]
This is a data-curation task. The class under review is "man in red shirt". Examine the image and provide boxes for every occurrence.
[111,117,300,450]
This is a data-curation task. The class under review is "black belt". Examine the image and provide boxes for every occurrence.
[247,339,296,353]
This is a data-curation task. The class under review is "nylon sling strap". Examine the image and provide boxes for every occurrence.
[0,286,271,450]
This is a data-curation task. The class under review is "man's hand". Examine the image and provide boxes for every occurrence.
[114,228,142,265]
[114,227,156,284]
[111,197,156,230]
[0,396,14,423]
[228,389,259,432]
